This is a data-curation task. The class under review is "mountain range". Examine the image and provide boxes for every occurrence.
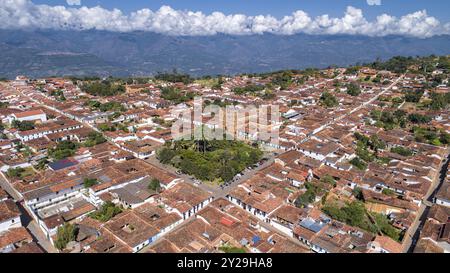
[1,30,450,78]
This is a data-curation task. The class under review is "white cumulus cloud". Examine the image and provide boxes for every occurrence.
[0,0,448,38]
[66,0,81,6]
[367,0,382,6]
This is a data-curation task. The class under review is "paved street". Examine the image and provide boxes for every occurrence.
[138,176,309,253]
[0,172,22,201]
[0,171,57,252]
[5,73,426,254]
[146,153,276,198]
[17,200,58,253]
[299,75,404,144]
[402,149,450,252]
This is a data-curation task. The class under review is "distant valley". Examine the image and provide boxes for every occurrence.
[1,30,450,78]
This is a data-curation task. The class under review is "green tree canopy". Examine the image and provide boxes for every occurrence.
[55,223,78,250]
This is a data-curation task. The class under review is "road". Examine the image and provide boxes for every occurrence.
[138,184,309,254]
[402,149,450,253]
[1,85,87,253]
[146,153,276,198]
[0,171,23,201]
[0,170,57,252]
[6,74,406,253]
[17,200,58,253]
[20,85,291,250]
[299,75,404,144]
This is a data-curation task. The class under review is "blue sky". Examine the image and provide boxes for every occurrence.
[32,0,450,21]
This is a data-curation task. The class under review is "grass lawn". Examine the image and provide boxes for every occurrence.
[20,167,36,178]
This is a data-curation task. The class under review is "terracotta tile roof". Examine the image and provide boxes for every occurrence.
[0,227,33,249]
[13,109,46,119]
[0,199,21,223]
[10,242,45,253]
[373,235,402,253]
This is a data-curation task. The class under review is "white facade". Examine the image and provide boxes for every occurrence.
[227,195,269,221]
[270,220,294,238]
[10,113,47,123]
[0,215,22,233]
[435,197,450,208]
[25,185,84,210]
[170,197,214,220]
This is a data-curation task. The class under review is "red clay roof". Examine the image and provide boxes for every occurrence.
[13,109,46,119]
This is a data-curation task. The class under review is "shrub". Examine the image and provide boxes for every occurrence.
[55,223,78,250]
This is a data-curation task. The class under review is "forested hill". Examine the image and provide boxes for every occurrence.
[1,29,450,78]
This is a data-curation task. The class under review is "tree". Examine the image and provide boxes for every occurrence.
[295,183,320,208]
[350,157,367,170]
[392,97,404,104]
[6,167,25,178]
[83,132,106,147]
[429,92,450,110]
[404,90,424,103]
[148,178,161,192]
[81,81,125,97]
[154,71,193,84]
[157,147,176,164]
[408,113,432,124]
[372,213,402,242]
[232,84,265,95]
[219,165,235,182]
[369,135,386,152]
[159,140,262,183]
[83,178,98,188]
[320,175,336,187]
[160,87,196,104]
[370,109,382,121]
[271,71,293,90]
[219,245,247,253]
[320,92,339,108]
[369,56,417,74]
[50,89,66,101]
[55,223,78,250]
[391,146,413,157]
[85,100,101,109]
[98,123,116,132]
[99,102,125,112]
[346,83,361,96]
[48,141,78,160]
[36,158,49,170]
[439,132,450,145]
[295,190,316,208]
[11,120,35,131]
[89,201,123,222]
[382,188,396,196]
[322,201,377,233]
[352,187,364,201]
[345,66,360,75]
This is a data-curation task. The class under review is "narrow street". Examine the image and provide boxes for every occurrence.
[403,149,450,252]
[146,153,276,198]
[0,171,57,253]
[17,200,58,253]
[299,75,404,144]
[0,172,22,201]
[4,74,426,254]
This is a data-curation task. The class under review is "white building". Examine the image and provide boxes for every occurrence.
[9,109,47,124]
[0,200,22,233]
